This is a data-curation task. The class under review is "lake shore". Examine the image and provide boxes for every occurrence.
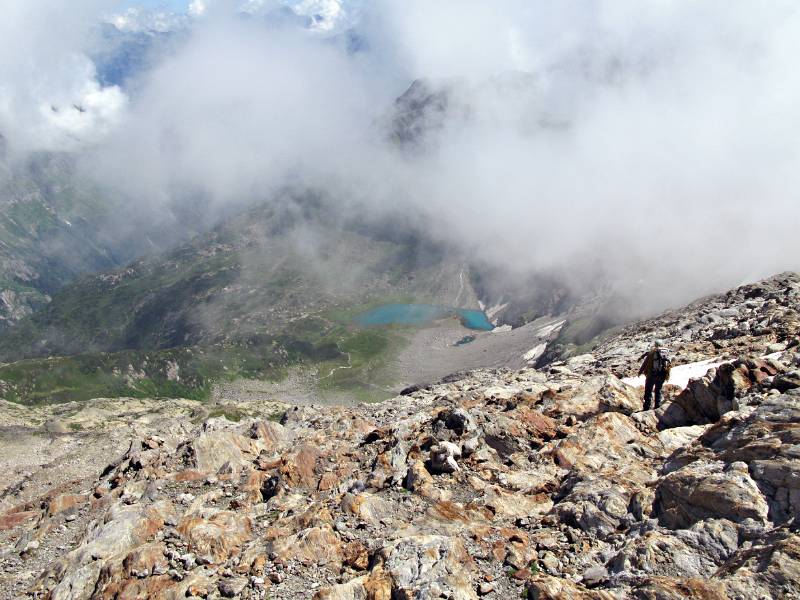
[386,315,566,389]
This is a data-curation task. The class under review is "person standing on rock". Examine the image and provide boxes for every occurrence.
[638,339,671,410]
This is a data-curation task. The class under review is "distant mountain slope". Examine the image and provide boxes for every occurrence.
[0,193,488,404]
[0,183,640,404]
[0,154,131,328]
[0,193,470,360]
[0,152,205,330]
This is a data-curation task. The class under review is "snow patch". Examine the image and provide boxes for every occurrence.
[534,319,565,339]
[523,343,547,362]
[484,302,508,323]
[491,324,513,334]
[622,350,786,391]
[622,358,722,390]
[521,320,565,363]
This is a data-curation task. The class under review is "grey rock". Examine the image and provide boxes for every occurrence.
[219,577,247,598]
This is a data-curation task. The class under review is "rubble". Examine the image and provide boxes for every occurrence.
[1,272,799,599]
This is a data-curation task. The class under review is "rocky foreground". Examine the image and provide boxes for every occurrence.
[1,273,800,599]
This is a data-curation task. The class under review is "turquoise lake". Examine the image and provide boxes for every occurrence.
[355,304,494,331]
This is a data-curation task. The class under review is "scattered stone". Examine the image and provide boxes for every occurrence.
[218,577,247,598]
[429,441,461,474]
[5,273,800,600]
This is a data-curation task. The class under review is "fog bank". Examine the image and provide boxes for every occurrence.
[2,0,800,313]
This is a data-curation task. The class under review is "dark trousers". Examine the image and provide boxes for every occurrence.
[644,374,666,410]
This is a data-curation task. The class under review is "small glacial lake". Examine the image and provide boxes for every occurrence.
[355,304,494,331]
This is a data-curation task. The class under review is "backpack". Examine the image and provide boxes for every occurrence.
[651,348,671,376]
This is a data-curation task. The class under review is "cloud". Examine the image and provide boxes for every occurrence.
[88,11,375,215]
[4,0,800,314]
[106,7,189,33]
[353,0,800,305]
[188,0,210,17]
[0,1,127,154]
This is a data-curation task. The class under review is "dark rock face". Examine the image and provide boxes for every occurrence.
[390,79,455,149]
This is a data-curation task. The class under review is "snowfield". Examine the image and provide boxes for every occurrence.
[622,351,785,390]
[622,358,723,390]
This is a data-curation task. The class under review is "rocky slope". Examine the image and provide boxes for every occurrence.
[0,152,205,331]
[1,273,799,599]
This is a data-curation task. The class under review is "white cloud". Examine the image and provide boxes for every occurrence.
[292,0,346,31]
[0,1,127,154]
[42,77,127,145]
[188,0,209,17]
[186,0,359,32]
[107,7,188,33]
[3,0,800,311]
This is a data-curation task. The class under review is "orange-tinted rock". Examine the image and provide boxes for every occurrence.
[98,575,177,600]
[0,510,37,531]
[186,583,209,597]
[280,445,321,489]
[363,567,393,600]
[525,574,619,599]
[294,504,334,530]
[178,511,253,563]
[343,541,370,570]
[429,500,469,522]
[318,472,340,491]
[515,407,558,439]
[45,493,86,516]
[174,469,209,482]
[630,576,728,599]
[491,541,505,562]
[269,525,343,567]
[240,470,267,503]
[121,542,169,577]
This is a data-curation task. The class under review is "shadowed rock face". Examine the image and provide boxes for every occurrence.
[1,273,800,599]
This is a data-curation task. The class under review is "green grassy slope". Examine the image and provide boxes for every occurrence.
[0,194,468,404]
[0,153,203,329]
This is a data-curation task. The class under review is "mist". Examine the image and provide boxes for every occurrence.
[3,0,800,316]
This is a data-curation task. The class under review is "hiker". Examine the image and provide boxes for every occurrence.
[638,339,671,410]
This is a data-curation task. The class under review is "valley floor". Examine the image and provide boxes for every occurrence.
[210,315,565,406]
[388,315,565,389]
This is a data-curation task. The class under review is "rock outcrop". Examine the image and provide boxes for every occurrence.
[0,273,799,599]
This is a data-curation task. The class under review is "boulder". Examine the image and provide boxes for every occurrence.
[662,362,754,428]
[442,408,475,436]
[716,529,800,599]
[404,460,433,491]
[340,493,395,525]
[629,577,728,599]
[381,535,477,600]
[540,375,641,420]
[524,573,617,599]
[610,519,738,579]
[774,370,800,392]
[185,430,261,473]
[655,461,770,529]
[249,419,289,449]
[269,525,343,567]
[177,510,252,563]
[33,500,175,599]
[429,442,461,474]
